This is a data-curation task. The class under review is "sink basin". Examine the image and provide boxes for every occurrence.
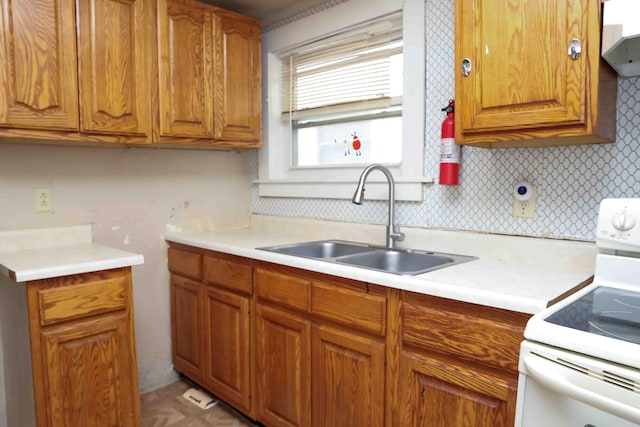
[336,249,465,275]
[259,240,376,259]
[258,240,476,275]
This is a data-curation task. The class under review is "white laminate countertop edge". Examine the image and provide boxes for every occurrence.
[165,229,594,314]
[0,243,145,282]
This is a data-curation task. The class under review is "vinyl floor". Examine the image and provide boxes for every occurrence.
[140,379,258,427]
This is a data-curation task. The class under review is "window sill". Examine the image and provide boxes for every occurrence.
[254,177,433,201]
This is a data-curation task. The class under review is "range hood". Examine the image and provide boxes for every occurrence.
[602,0,640,77]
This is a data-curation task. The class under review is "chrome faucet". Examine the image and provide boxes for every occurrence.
[352,164,405,249]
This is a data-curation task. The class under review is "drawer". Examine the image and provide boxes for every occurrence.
[255,268,310,313]
[203,256,252,295]
[402,293,529,372]
[312,281,386,335]
[37,274,127,326]
[168,247,202,280]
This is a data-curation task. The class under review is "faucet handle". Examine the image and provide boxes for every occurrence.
[391,230,405,242]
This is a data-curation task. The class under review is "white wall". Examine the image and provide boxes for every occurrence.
[0,142,253,392]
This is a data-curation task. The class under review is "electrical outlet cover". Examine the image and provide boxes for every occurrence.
[512,186,536,218]
[35,188,53,213]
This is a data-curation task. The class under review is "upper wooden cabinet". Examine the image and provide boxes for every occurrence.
[0,0,79,130]
[157,0,213,139]
[0,0,151,142]
[0,0,261,149]
[76,0,152,137]
[213,10,261,144]
[455,0,617,148]
[156,0,261,147]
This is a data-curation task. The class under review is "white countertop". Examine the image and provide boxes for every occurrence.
[0,243,144,282]
[0,225,144,282]
[166,217,596,314]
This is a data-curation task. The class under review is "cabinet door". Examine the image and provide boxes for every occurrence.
[157,0,213,138]
[398,351,517,427]
[76,0,151,137]
[312,324,385,427]
[171,274,204,381]
[0,0,79,130]
[204,286,251,413]
[39,313,140,427]
[213,11,261,144]
[456,0,587,133]
[256,304,311,427]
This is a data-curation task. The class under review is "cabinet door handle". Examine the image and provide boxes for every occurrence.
[461,58,472,76]
[568,39,582,60]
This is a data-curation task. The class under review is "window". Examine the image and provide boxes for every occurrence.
[258,0,427,201]
[281,14,403,167]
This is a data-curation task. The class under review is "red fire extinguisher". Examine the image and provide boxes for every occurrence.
[439,99,459,185]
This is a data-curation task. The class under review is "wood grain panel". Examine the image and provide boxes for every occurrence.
[311,280,386,335]
[42,313,140,427]
[204,287,251,413]
[384,288,402,427]
[26,267,140,427]
[171,274,204,381]
[212,10,261,142]
[38,276,126,325]
[76,0,152,137]
[203,255,252,295]
[311,324,385,427]
[168,247,202,280]
[256,304,311,427]
[454,0,616,148]
[0,0,79,129]
[402,292,529,372]
[255,267,310,313]
[457,0,584,131]
[399,351,517,427]
[157,0,213,138]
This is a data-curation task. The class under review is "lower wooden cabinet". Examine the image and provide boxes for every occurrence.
[171,274,204,380]
[39,314,139,427]
[168,243,531,427]
[255,304,311,427]
[396,292,530,427]
[27,268,140,427]
[253,265,387,427]
[204,286,251,413]
[169,245,253,416]
[398,351,517,426]
[312,324,385,427]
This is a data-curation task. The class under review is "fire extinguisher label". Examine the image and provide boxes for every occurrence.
[440,138,460,163]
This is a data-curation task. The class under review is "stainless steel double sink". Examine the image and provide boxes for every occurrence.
[258,240,476,276]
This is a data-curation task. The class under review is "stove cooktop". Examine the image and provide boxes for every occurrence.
[544,286,640,346]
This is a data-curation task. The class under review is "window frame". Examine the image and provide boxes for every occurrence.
[257,0,428,201]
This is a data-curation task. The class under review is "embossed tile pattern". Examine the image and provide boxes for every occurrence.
[141,380,256,427]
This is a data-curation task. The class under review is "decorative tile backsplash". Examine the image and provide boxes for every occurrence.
[252,0,640,242]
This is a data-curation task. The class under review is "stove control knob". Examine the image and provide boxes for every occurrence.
[612,209,636,231]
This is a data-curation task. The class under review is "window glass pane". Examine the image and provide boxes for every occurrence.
[294,116,402,167]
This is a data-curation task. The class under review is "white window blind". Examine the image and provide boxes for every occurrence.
[281,13,403,121]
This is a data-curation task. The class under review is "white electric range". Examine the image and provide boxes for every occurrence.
[515,198,640,427]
